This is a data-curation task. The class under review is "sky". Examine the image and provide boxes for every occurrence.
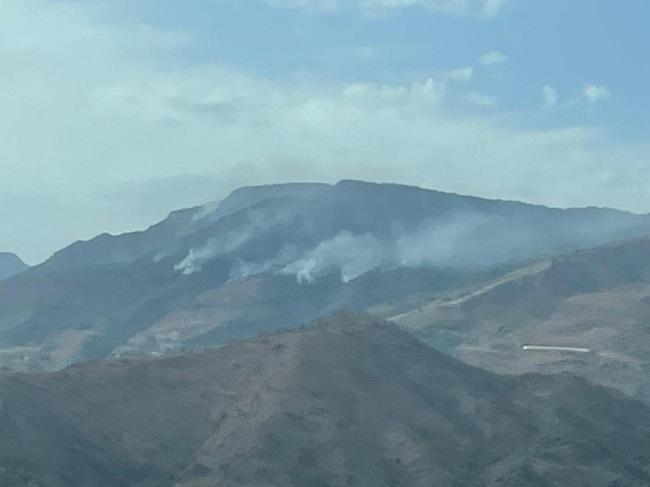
[1,0,649,263]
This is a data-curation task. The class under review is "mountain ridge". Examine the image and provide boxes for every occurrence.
[3,180,650,372]
[35,180,650,271]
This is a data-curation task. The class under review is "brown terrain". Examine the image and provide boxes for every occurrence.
[389,237,650,403]
[1,314,649,486]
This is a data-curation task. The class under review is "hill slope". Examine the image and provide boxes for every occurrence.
[1,314,649,486]
[3,180,650,371]
[390,237,650,403]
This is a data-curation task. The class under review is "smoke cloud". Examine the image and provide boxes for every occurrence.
[174,207,297,275]
[229,245,302,280]
[173,209,585,284]
[395,213,537,269]
[174,232,250,275]
[274,213,531,284]
[281,232,385,284]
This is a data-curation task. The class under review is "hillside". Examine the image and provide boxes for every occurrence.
[389,237,650,403]
[1,314,649,486]
[2,180,650,371]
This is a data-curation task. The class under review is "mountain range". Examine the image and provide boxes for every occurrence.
[1,314,649,487]
[2,180,650,373]
[2,180,650,485]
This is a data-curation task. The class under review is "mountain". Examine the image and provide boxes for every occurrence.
[389,237,650,403]
[0,253,28,282]
[2,180,650,371]
[1,314,649,487]
[38,183,331,273]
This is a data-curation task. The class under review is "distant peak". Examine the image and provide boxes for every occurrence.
[0,252,29,281]
[0,252,27,266]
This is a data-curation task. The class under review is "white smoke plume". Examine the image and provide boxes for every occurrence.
[229,245,302,280]
[174,207,296,275]
[279,213,539,284]
[396,213,538,269]
[396,213,488,268]
[174,231,251,275]
[281,232,385,284]
[176,209,541,282]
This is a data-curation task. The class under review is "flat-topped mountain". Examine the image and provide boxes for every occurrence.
[2,180,650,371]
[1,314,649,486]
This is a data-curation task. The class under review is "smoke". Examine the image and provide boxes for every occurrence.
[277,213,539,284]
[229,245,301,280]
[396,213,537,269]
[174,231,252,275]
[281,232,385,284]
[174,207,297,275]
[175,209,542,282]
[396,214,485,268]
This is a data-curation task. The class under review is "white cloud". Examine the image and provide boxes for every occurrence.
[266,0,507,18]
[583,84,611,103]
[542,85,558,106]
[354,45,377,60]
[465,91,498,107]
[448,66,474,82]
[480,0,507,18]
[342,78,446,105]
[480,51,509,65]
[265,0,339,11]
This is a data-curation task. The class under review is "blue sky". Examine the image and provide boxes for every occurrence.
[2,0,650,262]
[86,0,648,125]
